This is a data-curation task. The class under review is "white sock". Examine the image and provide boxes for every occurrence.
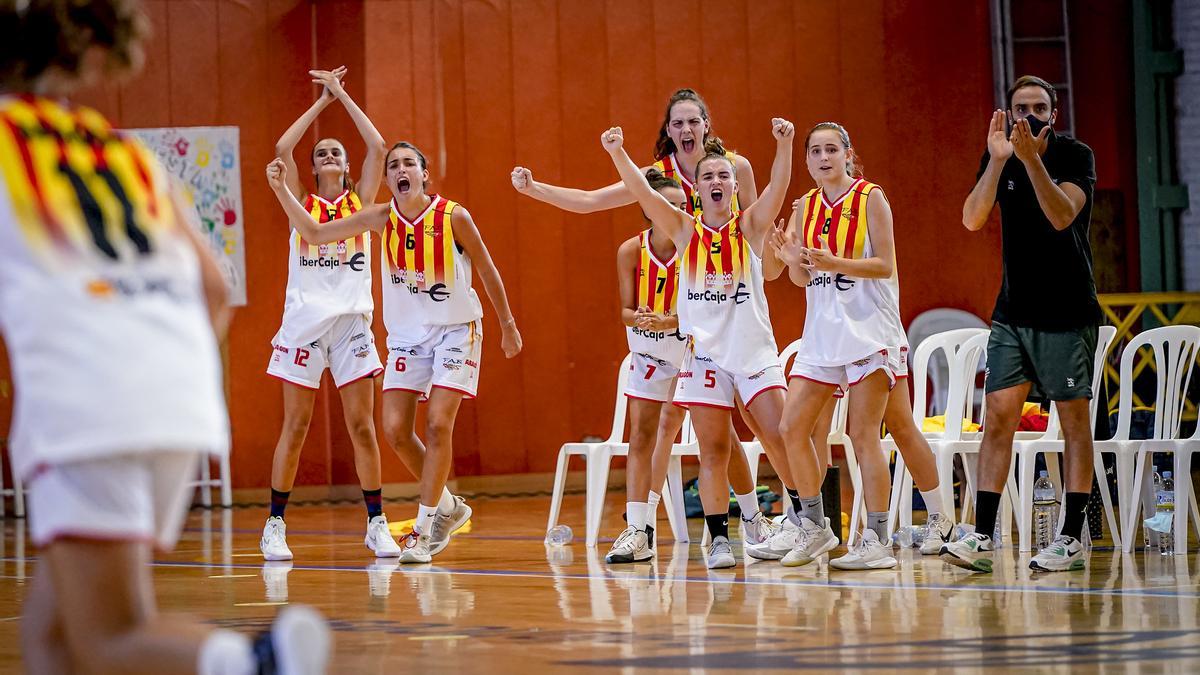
[735,491,760,521]
[415,504,438,536]
[197,630,255,675]
[626,501,647,531]
[647,490,661,525]
[920,489,944,517]
[437,487,456,515]
[784,497,796,522]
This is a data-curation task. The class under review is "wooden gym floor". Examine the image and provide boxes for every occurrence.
[0,494,1198,673]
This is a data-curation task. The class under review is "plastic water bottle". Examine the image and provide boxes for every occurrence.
[1033,470,1059,551]
[891,526,917,548]
[1157,472,1175,555]
[545,524,573,546]
[1144,471,1163,551]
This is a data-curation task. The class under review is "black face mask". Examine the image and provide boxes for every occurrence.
[1023,113,1053,139]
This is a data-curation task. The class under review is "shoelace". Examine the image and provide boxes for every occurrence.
[398,531,420,548]
[613,528,638,549]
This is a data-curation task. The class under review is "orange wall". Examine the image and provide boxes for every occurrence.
[1,0,1136,490]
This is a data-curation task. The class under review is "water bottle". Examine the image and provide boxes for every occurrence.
[891,526,916,548]
[1157,472,1175,555]
[545,524,573,546]
[1033,470,1059,551]
[1144,471,1163,551]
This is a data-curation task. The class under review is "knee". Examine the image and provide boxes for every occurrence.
[628,426,657,454]
[279,412,313,449]
[346,415,378,449]
[847,425,882,453]
[983,404,1021,434]
[425,416,455,445]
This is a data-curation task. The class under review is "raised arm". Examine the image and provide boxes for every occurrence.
[962,110,1011,231]
[266,159,386,244]
[510,166,638,214]
[1011,118,1087,231]
[275,66,345,200]
[600,127,691,246]
[742,118,795,254]
[311,68,387,203]
[732,153,758,209]
[450,207,522,358]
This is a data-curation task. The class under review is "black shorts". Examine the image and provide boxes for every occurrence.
[984,321,1098,401]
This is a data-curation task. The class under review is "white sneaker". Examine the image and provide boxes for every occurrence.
[1029,535,1085,572]
[428,496,472,556]
[830,530,898,570]
[260,604,331,675]
[398,531,432,564]
[365,515,402,558]
[746,516,802,561]
[780,516,838,567]
[262,561,293,603]
[739,511,779,546]
[605,525,652,564]
[919,512,955,555]
[260,516,293,561]
[706,536,736,569]
[940,531,994,573]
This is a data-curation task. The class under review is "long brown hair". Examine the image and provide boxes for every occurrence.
[653,88,726,161]
[804,122,863,178]
[0,0,148,90]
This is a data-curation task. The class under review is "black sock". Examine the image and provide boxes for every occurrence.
[363,488,383,519]
[1059,492,1090,541]
[786,488,801,516]
[704,513,729,540]
[270,488,290,519]
[974,490,1002,540]
[645,524,655,547]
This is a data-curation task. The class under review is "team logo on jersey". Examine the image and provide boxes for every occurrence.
[808,273,856,292]
[346,252,365,272]
[732,282,749,305]
[423,283,450,302]
[704,271,734,288]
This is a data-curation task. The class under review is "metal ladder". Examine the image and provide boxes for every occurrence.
[990,0,1075,136]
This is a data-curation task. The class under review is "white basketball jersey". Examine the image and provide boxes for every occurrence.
[379,195,483,343]
[626,229,689,366]
[275,190,374,347]
[676,212,779,375]
[0,96,228,480]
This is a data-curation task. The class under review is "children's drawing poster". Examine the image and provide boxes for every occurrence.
[128,126,247,306]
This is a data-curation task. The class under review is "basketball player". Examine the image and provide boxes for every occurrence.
[769,122,953,570]
[266,142,521,563]
[511,89,789,546]
[2,1,329,672]
[260,65,401,562]
[602,117,795,569]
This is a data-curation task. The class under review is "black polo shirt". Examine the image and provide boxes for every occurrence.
[977,133,1102,331]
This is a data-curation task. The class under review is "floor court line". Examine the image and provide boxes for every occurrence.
[110,558,1200,599]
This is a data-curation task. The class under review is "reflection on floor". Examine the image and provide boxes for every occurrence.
[1,495,1198,673]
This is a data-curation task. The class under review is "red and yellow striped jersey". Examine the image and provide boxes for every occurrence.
[798,178,878,260]
[634,229,678,314]
[653,151,741,216]
[298,190,366,263]
[0,95,173,267]
[680,211,752,291]
[382,194,459,292]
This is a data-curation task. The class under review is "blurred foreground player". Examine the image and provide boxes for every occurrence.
[1,1,330,672]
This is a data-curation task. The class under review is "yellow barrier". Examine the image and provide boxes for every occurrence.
[1098,292,1200,418]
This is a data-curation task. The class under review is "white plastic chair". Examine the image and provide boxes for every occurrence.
[1012,325,1120,552]
[908,309,989,414]
[885,328,989,535]
[546,353,632,547]
[1116,325,1200,554]
[190,454,232,508]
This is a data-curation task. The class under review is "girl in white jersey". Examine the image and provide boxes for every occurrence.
[511,89,790,549]
[602,118,795,569]
[260,66,402,562]
[266,143,522,564]
[1,1,328,672]
[769,122,952,570]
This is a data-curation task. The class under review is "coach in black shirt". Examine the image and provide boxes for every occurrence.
[942,76,1101,574]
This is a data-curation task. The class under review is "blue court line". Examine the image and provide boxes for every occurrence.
[182,525,624,544]
[109,558,1200,599]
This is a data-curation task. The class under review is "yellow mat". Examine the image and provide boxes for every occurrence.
[388,517,472,536]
